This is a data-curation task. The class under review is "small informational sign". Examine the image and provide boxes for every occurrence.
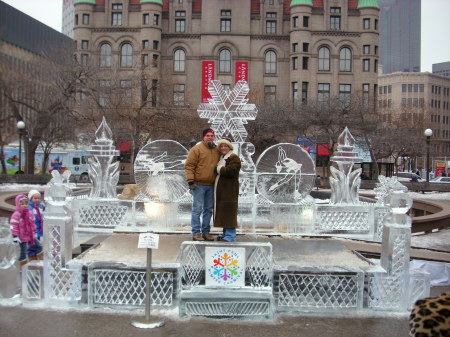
[138,233,159,249]
[205,247,246,287]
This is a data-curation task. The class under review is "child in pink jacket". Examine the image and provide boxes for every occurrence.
[10,194,42,263]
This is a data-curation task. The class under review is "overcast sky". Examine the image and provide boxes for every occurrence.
[2,0,450,72]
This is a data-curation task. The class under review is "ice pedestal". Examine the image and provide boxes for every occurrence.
[179,241,273,319]
[0,219,20,299]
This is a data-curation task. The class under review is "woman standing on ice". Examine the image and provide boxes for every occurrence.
[214,139,241,242]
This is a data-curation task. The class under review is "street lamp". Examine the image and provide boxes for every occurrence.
[16,120,25,174]
[424,128,433,183]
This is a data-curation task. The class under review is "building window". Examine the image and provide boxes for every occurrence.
[75,14,78,25]
[81,40,89,49]
[174,49,185,72]
[402,84,407,92]
[152,54,158,67]
[143,13,149,25]
[339,47,352,72]
[318,47,330,71]
[363,45,370,54]
[82,14,89,25]
[153,14,159,25]
[100,43,111,67]
[222,84,231,91]
[292,43,298,52]
[266,12,276,34]
[265,50,277,74]
[375,19,378,30]
[142,40,149,49]
[302,82,308,104]
[175,19,185,32]
[221,10,231,16]
[81,53,88,66]
[266,20,276,34]
[375,46,378,55]
[120,43,133,67]
[293,16,299,28]
[174,84,185,106]
[302,57,308,70]
[99,80,110,107]
[153,40,159,50]
[330,7,341,30]
[219,49,231,73]
[142,54,148,66]
[363,59,370,72]
[175,11,185,17]
[362,84,369,107]
[292,57,298,70]
[269,0,274,5]
[318,83,330,104]
[292,82,298,103]
[303,16,309,27]
[151,79,157,107]
[374,59,378,72]
[120,79,132,105]
[112,4,122,27]
[221,19,231,32]
[363,18,370,29]
[303,43,309,52]
[339,84,351,109]
[264,85,276,103]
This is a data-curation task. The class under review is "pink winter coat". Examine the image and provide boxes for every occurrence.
[10,194,36,244]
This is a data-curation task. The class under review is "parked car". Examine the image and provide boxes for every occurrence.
[393,172,425,182]
[430,177,450,183]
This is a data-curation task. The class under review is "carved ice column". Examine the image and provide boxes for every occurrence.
[43,171,81,303]
[368,180,427,310]
[88,117,120,199]
[329,127,362,205]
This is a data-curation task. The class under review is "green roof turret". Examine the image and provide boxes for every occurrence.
[290,0,313,6]
[140,0,163,4]
[357,0,379,9]
[74,0,96,4]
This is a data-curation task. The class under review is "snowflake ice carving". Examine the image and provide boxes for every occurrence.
[205,247,246,286]
[197,80,257,141]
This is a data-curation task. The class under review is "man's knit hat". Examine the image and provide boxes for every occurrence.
[202,128,215,138]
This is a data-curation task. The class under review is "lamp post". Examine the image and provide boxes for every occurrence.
[16,121,25,174]
[424,128,433,183]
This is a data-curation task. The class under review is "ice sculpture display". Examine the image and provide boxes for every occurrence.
[329,127,362,204]
[87,117,120,199]
[15,80,430,318]
[134,140,188,202]
[255,143,315,204]
[0,218,19,299]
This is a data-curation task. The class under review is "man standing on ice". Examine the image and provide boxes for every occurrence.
[184,128,220,241]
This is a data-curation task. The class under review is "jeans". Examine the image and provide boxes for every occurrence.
[191,184,214,235]
[18,239,43,261]
[222,228,236,242]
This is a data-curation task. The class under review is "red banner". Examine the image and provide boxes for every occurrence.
[201,61,215,103]
[235,61,248,83]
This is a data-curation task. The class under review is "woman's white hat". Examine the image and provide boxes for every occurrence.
[217,138,233,150]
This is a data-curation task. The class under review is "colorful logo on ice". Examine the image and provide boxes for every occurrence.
[206,247,245,286]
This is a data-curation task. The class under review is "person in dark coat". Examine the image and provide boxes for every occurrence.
[214,139,241,242]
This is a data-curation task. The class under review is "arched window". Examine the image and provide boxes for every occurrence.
[265,50,277,74]
[318,46,330,71]
[174,49,186,72]
[339,47,352,72]
[100,43,112,67]
[219,49,231,73]
[120,43,133,67]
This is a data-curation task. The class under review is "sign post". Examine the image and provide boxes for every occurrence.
[131,232,164,329]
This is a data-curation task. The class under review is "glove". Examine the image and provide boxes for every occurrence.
[13,236,21,244]
[188,182,197,190]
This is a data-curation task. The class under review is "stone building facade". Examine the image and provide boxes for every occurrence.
[378,72,450,157]
[72,0,380,108]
